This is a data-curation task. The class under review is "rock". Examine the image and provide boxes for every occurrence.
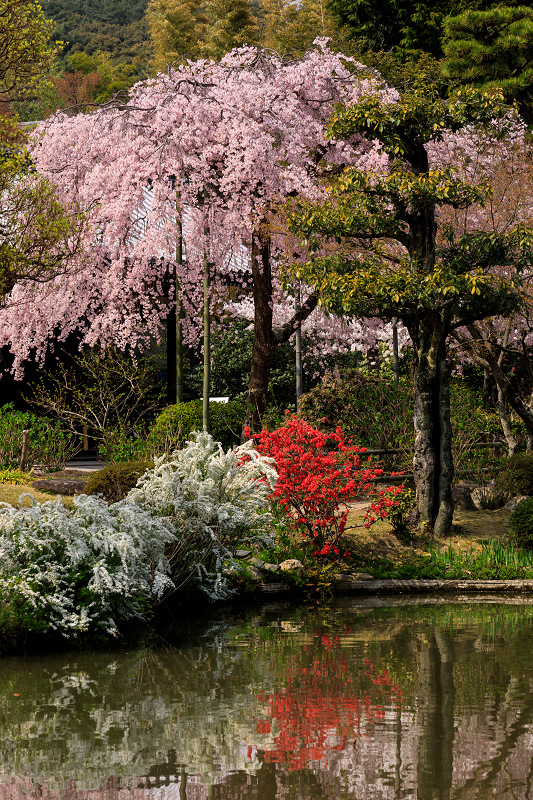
[452,486,478,512]
[262,562,281,573]
[279,559,304,574]
[504,495,529,512]
[249,557,266,569]
[235,549,252,559]
[348,572,374,581]
[31,479,86,496]
[247,567,264,581]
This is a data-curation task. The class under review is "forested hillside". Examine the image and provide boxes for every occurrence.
[43,0,150,63]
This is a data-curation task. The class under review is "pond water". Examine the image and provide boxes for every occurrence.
[1,595,533,799]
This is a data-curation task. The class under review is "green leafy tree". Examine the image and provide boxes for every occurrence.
[147,0,257,66]
[287,84,533,535]
[328,0,520,60]
[443,5,533,124]
[0,0,57,101]
[0,0,88,304]
[258,0,340,56]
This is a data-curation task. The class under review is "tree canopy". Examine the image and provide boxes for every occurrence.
[327,0,521,59]
[286,83,533,533]
[442,5,533,124]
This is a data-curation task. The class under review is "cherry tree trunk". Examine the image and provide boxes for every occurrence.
[411,321,454,536]
[245,233,275,430]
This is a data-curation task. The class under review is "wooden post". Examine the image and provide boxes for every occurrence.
[20,429,30,472]
[295,282,303,411]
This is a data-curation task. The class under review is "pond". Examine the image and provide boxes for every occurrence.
[1,595,533,799]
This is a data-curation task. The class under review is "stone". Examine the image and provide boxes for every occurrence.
[452,486,478,511]
[247,567,264,581]
[262,562,281,573]
[249,557,266,569]
[504,495,529,512]
[235,549,252,559]
[348,572,374,581]
[279,559,305,574]
[31,479,86,496]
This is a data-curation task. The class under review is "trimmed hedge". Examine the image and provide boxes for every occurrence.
[85,461,153,503]
[148,400,245,453]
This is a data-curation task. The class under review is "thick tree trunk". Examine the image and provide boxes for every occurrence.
[412,320,454,536]
[245,228,319,432]
[496,386,518,457]
[245,232,275,430]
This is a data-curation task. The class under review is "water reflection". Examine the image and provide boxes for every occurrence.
[1,597,533,798]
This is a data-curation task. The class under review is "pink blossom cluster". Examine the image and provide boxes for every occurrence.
[0,42,398,375]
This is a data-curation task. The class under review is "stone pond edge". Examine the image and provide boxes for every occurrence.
[254,579,533,596]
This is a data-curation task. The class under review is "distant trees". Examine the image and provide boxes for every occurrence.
[147,0,258,66]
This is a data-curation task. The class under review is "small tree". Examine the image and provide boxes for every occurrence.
[287,84,533,535]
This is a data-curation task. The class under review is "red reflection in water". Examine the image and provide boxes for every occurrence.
[256,633,403,770]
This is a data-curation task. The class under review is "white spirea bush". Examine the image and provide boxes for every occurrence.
[0,432,277,637]
[0,493,176,637]
[127,431,278,599]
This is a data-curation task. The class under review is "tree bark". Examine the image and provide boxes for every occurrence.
[411,318,454,536]
[245,231,275,430]
[245,228,318,431]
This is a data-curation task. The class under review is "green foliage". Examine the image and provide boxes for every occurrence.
[495,453,533,500]
[0,404,81,471]
[369,539,533,579]
[443,5,533,123]
[85,460,153,503]
[184,319,329,410]
[0,154,88,301]
[287,84,528,325]
[147,0,258,67]
[0,467,33,484]
[299,370,500,473]
[510,497,533,549]
[387,486,415,540]
[327,0,518,60]
[0,0,58,102]
[148,400,245,453]
[299,369,412,450]
[45,0,150,65]
[98,425,150,463]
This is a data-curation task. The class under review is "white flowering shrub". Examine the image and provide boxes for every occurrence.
[0,432,277,638]
[0,494,176,637]
[127,431,277,599]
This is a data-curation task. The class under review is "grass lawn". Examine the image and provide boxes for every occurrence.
[0,470,90,509]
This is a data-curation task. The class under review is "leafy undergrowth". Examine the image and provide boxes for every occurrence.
[341,507,532,580]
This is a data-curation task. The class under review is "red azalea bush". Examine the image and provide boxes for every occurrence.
[250,415,400,559]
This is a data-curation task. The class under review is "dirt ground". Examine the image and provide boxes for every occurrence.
[343,504,512,562]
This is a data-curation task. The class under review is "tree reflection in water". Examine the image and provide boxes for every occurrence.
[0,599,533,798]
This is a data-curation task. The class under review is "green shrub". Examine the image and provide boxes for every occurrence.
[299,370,502,473]
[510,497,533,549]
[299,369,413,449]
[387,487,416,541]
[85,461,153,503]
[148,400,245,454]
[495,453,533,500]
[98,426,150,463]
[0,404,81,471]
